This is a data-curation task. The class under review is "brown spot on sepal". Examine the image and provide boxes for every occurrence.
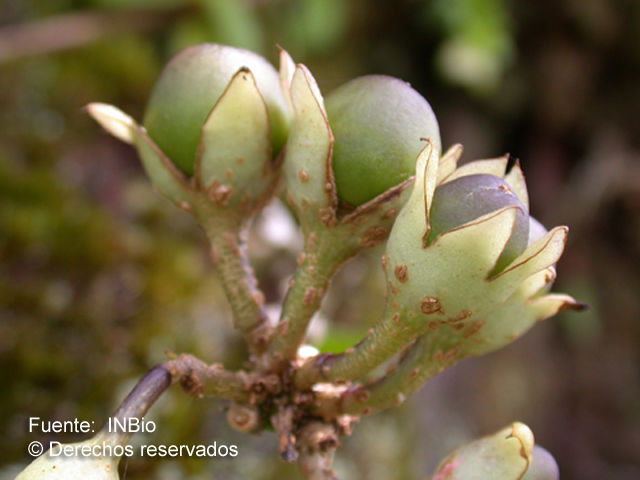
[433,346,460,364]
[298,169,309,183]
[420,296,443,315]
[462,320,485,338]
[394,265,408,283]
[447,309,472,324]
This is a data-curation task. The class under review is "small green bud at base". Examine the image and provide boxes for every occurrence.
[431,422,534,480]
[325,75,441,206]
[428,174,529,273]
[143,44,290,176]
[15,433,121,480]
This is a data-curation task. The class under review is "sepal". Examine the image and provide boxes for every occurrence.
[436,143,463,184]
[283,64,337,228]
[440,154,508,185]
[87,103,193,206]
[195,68,277,211]
[15,430,123,480]
[430,422,534,480]
[504,160,529,210]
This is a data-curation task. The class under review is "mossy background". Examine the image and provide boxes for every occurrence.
[1,1,639,479]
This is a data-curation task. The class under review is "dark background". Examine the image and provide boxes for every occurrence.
[1,1,639,479]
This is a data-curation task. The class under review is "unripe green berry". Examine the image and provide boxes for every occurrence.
[143,44,290,176]
[325,75,441,206]
[428,174,529,273]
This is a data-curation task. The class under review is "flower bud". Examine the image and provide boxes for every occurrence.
[143,43,291,176]
[383,145,578,356]
[431,422,534,480]
[15,432,122,480]
[325,75,441,206]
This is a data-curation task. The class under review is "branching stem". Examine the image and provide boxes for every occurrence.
[102,353,250,445]
[294,304,423,390]
[313,335,462,418]
[268,229,353,364]
[163,353,252,402]
[201,216,271,355]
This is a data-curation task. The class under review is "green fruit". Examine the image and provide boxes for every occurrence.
[325,75,441,206]
[428,174,530,273]
[143,43,290,176]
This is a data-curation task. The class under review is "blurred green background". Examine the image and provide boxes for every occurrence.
[1,0,639,479]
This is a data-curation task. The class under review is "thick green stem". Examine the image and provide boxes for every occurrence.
[268,229,353,363]
[294,302,427,390]
[315,335,462,418]
[265,179,412,369]
[202,217,270,354]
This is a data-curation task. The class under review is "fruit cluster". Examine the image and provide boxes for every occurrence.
[17,43,581,480]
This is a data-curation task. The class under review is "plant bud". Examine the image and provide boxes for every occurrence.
[382,146,578,356]
[431,422,534,480]
[143,43,291,176]
[325,75,441,206]
[428,173,529,273]
[15,432,122,480]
